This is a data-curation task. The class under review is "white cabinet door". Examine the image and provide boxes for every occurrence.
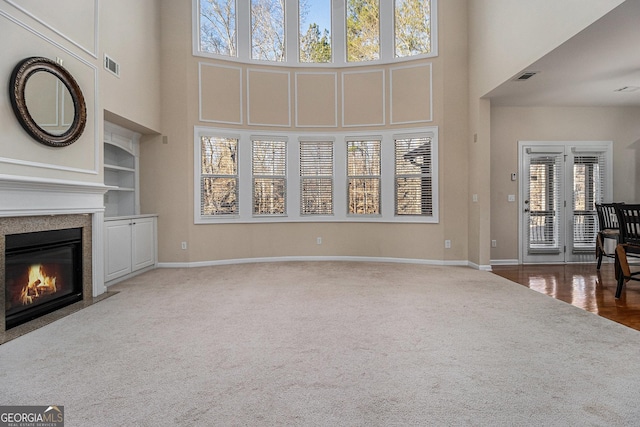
[105,219,133,282]
[132,217,156,271]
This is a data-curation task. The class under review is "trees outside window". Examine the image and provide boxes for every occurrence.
[200,136,238,215]
[394,0,431,57]
[300,141,333,215]
[198,0,435,65]
[196,128,438,223]
[200,0,237,56]
[253,140,287,214]
[346,0,380,62]
[347,140,380,215]
[251,0,286,62]
[299,0,331,63]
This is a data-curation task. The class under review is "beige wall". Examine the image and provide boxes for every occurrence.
[0,0,161,183]
[468,0,624,100]
[0,1,99,182]
[141,0,471,265]
[466,0,625,266]
[100,0,162,133]
[490,106,640,261]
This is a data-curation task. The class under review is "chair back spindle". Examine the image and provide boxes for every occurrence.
[615,204,640,246]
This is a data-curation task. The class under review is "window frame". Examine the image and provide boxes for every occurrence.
[346,138,382,216]
[194,126,438,224]
[300,139,335,216]
[394,135,434,216]
[252,138,288,216]
[193,0,438,67]
[197,133,241,218]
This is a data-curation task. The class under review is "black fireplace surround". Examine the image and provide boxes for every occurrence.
[5,228,83,329]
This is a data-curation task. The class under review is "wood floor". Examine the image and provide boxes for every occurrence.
[491,262,640,332]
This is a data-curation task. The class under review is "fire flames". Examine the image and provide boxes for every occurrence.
[20,264,57,305]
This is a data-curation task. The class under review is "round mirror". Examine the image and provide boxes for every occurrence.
[9,57,87,147]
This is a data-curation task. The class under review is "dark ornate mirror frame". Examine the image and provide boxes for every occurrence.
[9,56,87,147]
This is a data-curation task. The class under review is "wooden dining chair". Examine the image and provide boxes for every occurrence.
[595,203,621,269]
[614,204,640,298]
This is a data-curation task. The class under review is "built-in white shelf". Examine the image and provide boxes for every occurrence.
[104,123,140,218]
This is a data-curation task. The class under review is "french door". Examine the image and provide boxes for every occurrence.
[519,142,612,264]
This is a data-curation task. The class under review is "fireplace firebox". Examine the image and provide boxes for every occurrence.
[5,228,83,329]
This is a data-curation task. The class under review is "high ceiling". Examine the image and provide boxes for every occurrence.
[486,1,640,107]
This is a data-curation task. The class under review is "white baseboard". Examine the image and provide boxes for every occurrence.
[490,259,519,266]
[158,256,475,269]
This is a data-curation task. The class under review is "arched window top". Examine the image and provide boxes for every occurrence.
[195,0,437,67]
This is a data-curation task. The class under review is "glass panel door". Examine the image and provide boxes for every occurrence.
[520,143,611,264]
[522,146,565,263]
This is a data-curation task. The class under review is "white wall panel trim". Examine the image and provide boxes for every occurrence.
[198,62,244,125]
[3,0,99,58]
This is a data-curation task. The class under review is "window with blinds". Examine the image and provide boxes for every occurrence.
[252,139,287,215]
[347,140,381,215]
[528,155,562,252]
[195,126,439,223]
[300,141,333,215]
[572,152,606,252]
[395,136,433,216]
[200,136,239,215]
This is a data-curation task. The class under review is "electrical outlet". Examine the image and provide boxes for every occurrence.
[491,240,497,248]
[445,240,451,249]
[317,237,322,245]
[181,241,187,250]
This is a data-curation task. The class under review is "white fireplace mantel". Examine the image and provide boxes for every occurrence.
[0,173,110,297]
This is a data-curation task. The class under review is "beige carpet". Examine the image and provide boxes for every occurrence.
[1,262,639,426]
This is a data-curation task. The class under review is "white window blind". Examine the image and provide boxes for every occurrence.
[528,155,563,252]
[572,152,606,252]
[347,140,381,215]
[200,136,239,215]
[252,139,287,215]
[394,136,433,216]
[300,141,333,215]
[195,126,438,224]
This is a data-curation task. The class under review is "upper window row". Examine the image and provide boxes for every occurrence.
[196,0,436,66]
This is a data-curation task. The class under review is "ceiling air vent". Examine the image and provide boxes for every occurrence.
[104,54,120,77]
[513,71,538,81]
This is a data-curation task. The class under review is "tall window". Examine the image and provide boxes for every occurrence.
[251,0,286,62]
[195,127,439,223]
[346,0,380,62]
[572,153,605,250]
[252,139,287,214]
[196,0,436,65]
[300,141,333,215]
[395,136,433,215]
[347,140,380,215]
[200,136,239,215]
[394,0,431,58]
[200,0,237,56]
[299,0,332,63]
